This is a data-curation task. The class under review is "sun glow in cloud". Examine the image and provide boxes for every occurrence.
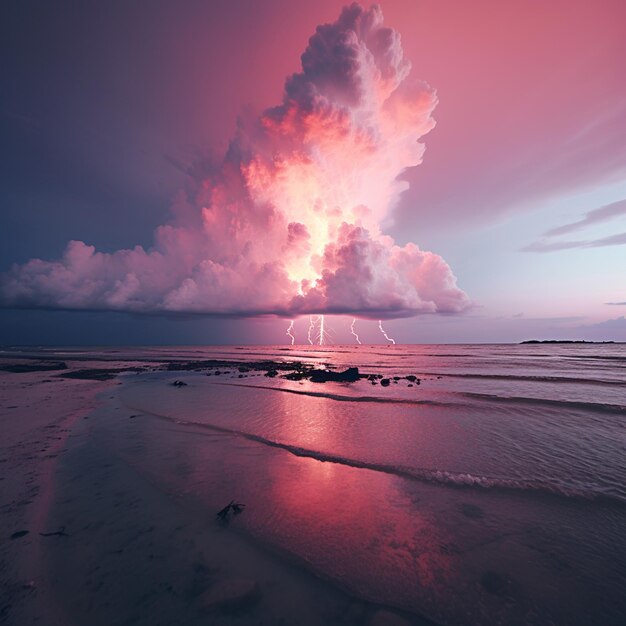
[0,3,469,320]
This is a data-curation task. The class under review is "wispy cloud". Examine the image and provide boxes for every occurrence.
[522,198,626,253]
[543,198,626,237]
[522,232,626,252]
[606,301,626,306]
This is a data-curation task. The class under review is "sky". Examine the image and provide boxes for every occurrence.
[1,0,625,344]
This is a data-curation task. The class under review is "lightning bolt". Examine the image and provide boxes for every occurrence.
[319,314,326,345]
[307,315,317,345]
[286,320,295,345]
[378,320,396,344]
[350,318,362,344]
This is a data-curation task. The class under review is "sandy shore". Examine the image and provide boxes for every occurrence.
[0,364,114,625]
[1,354,425,626]
[2,346,624,625]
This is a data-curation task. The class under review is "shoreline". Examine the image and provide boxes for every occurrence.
[0,366,115,625]
[2,346,625,625]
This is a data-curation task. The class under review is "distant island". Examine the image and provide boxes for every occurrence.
[520,340,615,344]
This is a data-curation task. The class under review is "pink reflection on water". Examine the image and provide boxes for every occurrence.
[251,388,455,614]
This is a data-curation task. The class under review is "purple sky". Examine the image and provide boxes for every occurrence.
[1,0,625,344]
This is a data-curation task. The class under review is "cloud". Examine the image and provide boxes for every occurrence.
[523,198,626,253]
[522,231,626,253]
[578,316,626,340]
[606,301,626,306]
[0,3,469,320]
[543,198,626,237]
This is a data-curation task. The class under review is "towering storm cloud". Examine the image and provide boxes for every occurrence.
[1,3,469,319]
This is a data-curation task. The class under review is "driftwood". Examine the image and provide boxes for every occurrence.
[216,501,246,521]
[40,526,69,537]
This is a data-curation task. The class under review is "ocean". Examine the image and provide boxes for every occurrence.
[9,343,625,625]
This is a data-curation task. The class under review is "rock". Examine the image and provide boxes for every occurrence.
[380,378,390,387]
[172,380,187,387]
[310,367,360,383]
[265,369,278,377]
[406,375,417,382]
[10,530,29,540]
[368,609,412,626]
[201,578,259,611]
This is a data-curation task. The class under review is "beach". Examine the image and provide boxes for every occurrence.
[1,344,625,625]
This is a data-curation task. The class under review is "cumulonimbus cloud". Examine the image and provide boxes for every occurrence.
[0,3,470,319]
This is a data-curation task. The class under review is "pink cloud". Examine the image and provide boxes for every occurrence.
[0,3,469,320]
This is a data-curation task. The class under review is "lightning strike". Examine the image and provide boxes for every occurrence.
[286,320,295,345]
[350,318,362,344]
[307,315,317,345]
[378,320,396,345]
[319,314,326,345]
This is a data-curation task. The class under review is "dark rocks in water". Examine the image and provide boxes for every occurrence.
[10,530,29,540]
[393,376,400,381]
[264,369,279,378]
[214,370,221,376]
[172,380,187,387]
[310,367,360,383]
[407,384,413,387]
[282,371,308,380]
[380,378,391,387]
[59,366,145,381]
[0,361,67,373]
[238,366,250,373]
[406,375,417,382]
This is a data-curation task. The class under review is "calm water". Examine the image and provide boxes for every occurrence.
[21,344,626,624]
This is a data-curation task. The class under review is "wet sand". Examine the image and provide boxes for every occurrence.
[1,346,625,626]
[0,364,114,624]
[1,353,429,626]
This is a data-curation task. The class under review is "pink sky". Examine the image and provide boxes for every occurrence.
[1,0,625,343]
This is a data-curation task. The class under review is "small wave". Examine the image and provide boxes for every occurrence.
[459,392,626,415]
[423,372,626,387]
[126,405,626,506]
[212,381,457,408]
